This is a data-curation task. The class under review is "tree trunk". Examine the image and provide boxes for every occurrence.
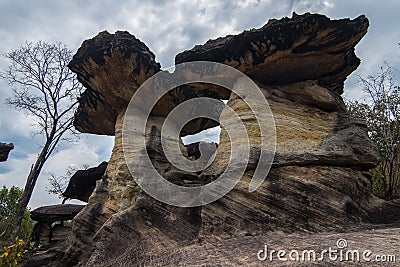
[387,160,394,200]
[9,144,49,241]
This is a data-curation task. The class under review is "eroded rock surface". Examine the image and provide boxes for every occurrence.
[110,226,400,266]
[176,13,368,94]
[69,31,161,135]
[0,142,13,162]
[25,13,400,267]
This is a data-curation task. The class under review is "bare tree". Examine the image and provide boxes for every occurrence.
[346,66,400,199]
[47,173,69,199]
[1,41,83,239]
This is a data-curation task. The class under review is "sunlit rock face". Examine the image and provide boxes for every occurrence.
[200,80,379,238]
[26,13,400,267]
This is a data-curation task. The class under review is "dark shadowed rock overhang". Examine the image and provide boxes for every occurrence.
[69,31,161,135]
[62,162,108,202]
[176,13,368,94]
[69,31,223,137]
[0,142,14,162]
[30,204,85,223]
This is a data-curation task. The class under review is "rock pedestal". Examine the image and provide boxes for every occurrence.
[30,204,84,247]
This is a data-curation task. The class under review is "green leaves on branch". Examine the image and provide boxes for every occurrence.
[346,66,400,200]
[0,186,33,242]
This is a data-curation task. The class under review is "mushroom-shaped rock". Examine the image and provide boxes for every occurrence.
[69,31,221,136]
[0,142,14,162]
[69,31,161,135]
[30,204,85,223]
[176,13,369,94]
[62,162,108,202]
[23,13,400,267]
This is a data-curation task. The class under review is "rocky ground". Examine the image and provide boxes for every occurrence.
[124,225,400,266]
[28,222,400,266]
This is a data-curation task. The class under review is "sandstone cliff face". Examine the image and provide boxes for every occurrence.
[26,13,400,266]
[0,142,13,162]
[199,79,379,238]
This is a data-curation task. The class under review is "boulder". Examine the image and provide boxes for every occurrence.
[62,162,108,202]
[69,31,161,135]
[0,142,14,162]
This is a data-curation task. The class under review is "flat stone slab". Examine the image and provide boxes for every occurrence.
[31,204,85,222]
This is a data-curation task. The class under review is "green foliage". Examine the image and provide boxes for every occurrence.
[0,238,28,266]
[0,187,33,241]
[346,66,400,200]
[371,166,386,199]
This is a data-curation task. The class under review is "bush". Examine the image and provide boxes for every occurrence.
[370,166,400,199]
[0,238,27,266]
[0,186,33,241]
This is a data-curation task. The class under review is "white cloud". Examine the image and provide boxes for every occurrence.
[182,127,221,145]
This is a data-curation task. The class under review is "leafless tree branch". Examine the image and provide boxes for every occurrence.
[1,41,83,239]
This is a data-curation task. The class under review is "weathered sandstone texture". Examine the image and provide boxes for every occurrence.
[25,13,400,266]
[176,13,368,94]
[0,142,13,162]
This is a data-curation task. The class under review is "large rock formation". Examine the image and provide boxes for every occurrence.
[0,142,13,162]
[25,13,400,267]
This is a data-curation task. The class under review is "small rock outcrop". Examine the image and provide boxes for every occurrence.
[25,13,400,267]
[185,141,218,160]
[30,204,84,247]
[62,162,108,202]
[0,142,14,162]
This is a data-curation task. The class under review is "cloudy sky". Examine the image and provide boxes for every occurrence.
[0,0,399,209]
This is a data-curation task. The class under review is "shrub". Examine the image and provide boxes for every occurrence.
[0,186,33,241]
